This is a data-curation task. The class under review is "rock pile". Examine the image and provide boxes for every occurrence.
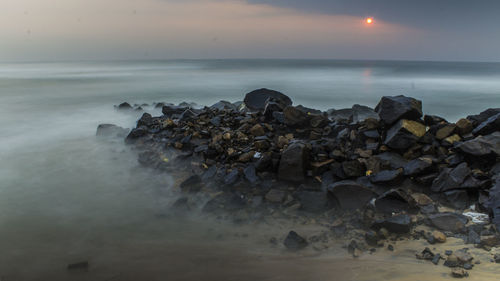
[105,88,500,253]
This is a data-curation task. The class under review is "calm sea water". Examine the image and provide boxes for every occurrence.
[0,60,499,280]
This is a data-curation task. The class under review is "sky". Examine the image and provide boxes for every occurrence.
[1,0,499,61]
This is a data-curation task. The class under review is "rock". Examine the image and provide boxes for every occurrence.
[428,213,468,233]
[456,132,500,156]
[432,253,442,265]
[96,124,129,138]
[403,157,433,176]
[444,134,462,146]
[243,165,259,184]
[278,143,309,182]
[444,254,460,267]
[351,104,380,124]
[125,126,148,143]
[432,231,447,243]
[327,181,376,210]
[384,119,426,150]
[487,178,500,231]
[224,169,239,185]
[265,189,286,203]
[263,97,287,119]
[283,106,310,127]
[171,197,190,212]
[249,124,265,136]
[472,112,500,136]
[424,115,447,126]
[451,268,468,278]
[295,190,334,213]
[431,162,471,192]
[365,230,379,246]
[243,88,292,111]
[137,113,153,127]
[456,118,473,136]
[117,102,132,110]
[436,124,457,140]
[67,261,89,272]
[387,244,394,251]
[442,190,470,210]
[375,95,423,124]
[467,108,500,126]
[416,247,435,260]
[162,105,187,116]
[454,249,473,264]
[342,160,366,178]
[369,169,403,184]
[210,100,237,111]
[327,108,353,121]
[284,231,308,250]
[372,214,412,234]
[180,175,203,193]
[375,152,408,169]
[375,189,413,214]
[479,235,499,248]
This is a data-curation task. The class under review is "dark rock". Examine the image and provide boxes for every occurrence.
[428,213,468,233]
[171,197,190,212]
[375,189,413,214]
[403,157,433,176]
[125,126,148,143]
[162,105,187,116]
[210,116,222,126]
[451,268,468,278]
[424,115,447,126]
[416,247,435,260]
[351,104,380,124]
[278,143,309,182]
[467,229,481,245]
[283,106,310,127]
[375,95,423,125]
[436,124,456,140]
[456,132,500,156]
[387,244,394,251]
[432,253,441,265]
[431,162,471,192]
[369,169,403,184]
[327,108,352,121]
[284,231,308,250]
[243,88,292,111]
[342,160,366,178]
[179,109,197,121]
[442,190,469,210]
[202,192,247,213]
[243,165,259,184]
[224,169,240,185]
[472,112,500,136]
[67,261,89,272]
[365,230,379,246]
[363,130,380,139]
[249,124,265,136]
[117,102,132,110]
[487,178,500,231]
[96,124,129,138]
[375,152,408,169]
[180,175,203,193]
[137,113,153,127]
[384,119,426,150]
[456,118,473,136]
[327,181,377,210]
[210,100,237,111]
[372,214,412,234]
[467,108,500,126]
[263,97,288,120]
[265,189,286,203]
[295,190,334,213]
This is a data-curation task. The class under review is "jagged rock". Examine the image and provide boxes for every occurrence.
[428,213,468,233]
[456,118,473,136]
[375,189,413,213]
[210,100,237,111]
[284,231,308,250]
[162,105,187,116]
[451,268,468,278]
[365,230,379,246]
[137,113,153,127]
[369,169,403,184]
[487,178,500,231]
[243,88,292,111]
[224,169,240,185]
[327,108,353,121]
[456,132,500,156]
[125,126,148,143]
[403,157,434,176]
[265,189,286,203]
[375,152,408,169]
[278,143,309,182]
[442,190,470,210]
[424,115,447,126]
[249,124,265,136]
[351,104,380,124]
[467,108,500,126]
[375,95,423,124]
[436,124,457,140]
[431,162,471,192]
[416,247,435,260]
[243,165,259,184]
[283,106,310,127]
[384,119,426,150]
[180,175,203,193]
[96,124,129,138]
[342,160,366,178]
[472,112,500,136]
[372,214,412,234]
[327,181,376,210]
[295,190,334,213]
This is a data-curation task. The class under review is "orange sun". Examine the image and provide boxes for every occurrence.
[366,17,374,24]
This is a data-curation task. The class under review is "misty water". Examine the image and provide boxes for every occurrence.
[1,60,500,280]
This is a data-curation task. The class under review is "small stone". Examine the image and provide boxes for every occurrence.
[387,244,394,251]
[432,253,441,265]
[451,268,468,278]
[432,231,447,243]
[284,231,308,250]
[250,124,265,136]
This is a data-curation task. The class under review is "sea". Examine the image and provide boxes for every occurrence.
[0,60,499,280]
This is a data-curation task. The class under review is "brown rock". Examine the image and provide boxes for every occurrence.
[451,268,468,278]
[250,124,265,136]
[432,230,447,243]
[436,124,456,140]
[456,118,473,135]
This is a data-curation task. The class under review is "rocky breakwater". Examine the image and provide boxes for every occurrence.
[103,88,500,277]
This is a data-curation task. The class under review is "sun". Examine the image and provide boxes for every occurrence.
[366,17,374,24]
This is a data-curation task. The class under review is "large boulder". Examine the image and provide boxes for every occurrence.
[375,95,423,124]
[455,132,500,156]
[384,119,426,150]
[278,142,309,182]
[428,213,468,233]
[472,112,500,136]
[243,88,292,111]
[327,181,377,210]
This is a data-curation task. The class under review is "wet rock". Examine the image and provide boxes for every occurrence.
[467,229,481,245]
[455,132,500,156]
[137,113,153,127]
[295,190,334,213]
[96,124,129,138]
[456,118,473,136]
[403,157,434,176]
[278,143,309,182]
[375,189,413,214]
[375,95,423,125]
[369,169,403,184]
[351,104,380,123]
[249,124,265,136]
[384,119,426,150]
[472,112,500,136]
[424,115,447,126]
[442,190,470,210]
[244,88,292,111]
[180,175,203,193]
[327,181,376,210]
[479,235,499,248]
[210,100,237,111]
[125,126,148,143]
[436,124,457,140]
[171,197,190,212]
[117,102,132,110]
[224,169,240,185]
[372,214,412,234]
[243,165,259,184]
[375,152,408,169]
[342,160,366,178]
[284,231,308,250]
[162,105,187,116]
[428,213,468,233]
[431,162,471,192]
[327,108,352,121]
[265,189,286,203]
[467,108,500,126]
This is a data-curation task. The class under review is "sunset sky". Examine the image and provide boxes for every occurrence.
[1,0,499,61]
